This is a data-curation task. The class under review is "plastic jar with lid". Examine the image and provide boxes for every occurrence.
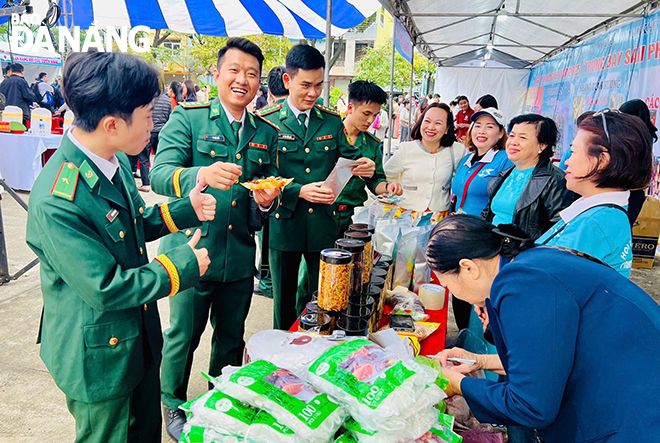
[345,231,373,287]
[318,248,353,312]
[348,223,375,235]
[335,238,365,298]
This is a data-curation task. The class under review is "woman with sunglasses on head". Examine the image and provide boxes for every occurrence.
[481,114,573,240]
[537,110,653,278]
[428,215,660,443]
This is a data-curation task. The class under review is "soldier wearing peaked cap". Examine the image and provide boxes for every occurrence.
[258,44,376,330]
[26,52,214,443]
[150,38,280,441]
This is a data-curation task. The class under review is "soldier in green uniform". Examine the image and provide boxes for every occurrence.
[26,52,214,443]
[336,80,403,236]
[258,45,376,330]
[149,38,281,441]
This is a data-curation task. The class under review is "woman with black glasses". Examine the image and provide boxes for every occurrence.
[537,110,653,277]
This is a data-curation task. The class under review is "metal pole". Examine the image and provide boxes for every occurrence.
[323,0,332,106]
[386,18,396,156]
[0,197,10,285]
[408,46,414,141]
[8,22,14,64]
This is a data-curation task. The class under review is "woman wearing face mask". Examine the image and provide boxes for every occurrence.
[450,107,512,330]
[384,103,465,214]
[427,215,660,443]
[481,114,573,240]
[537,111,653,278]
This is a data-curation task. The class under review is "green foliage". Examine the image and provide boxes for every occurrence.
[354,42,434,93]
[329,87,342,108]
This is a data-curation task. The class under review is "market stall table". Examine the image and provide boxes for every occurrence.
[0,133,63,191]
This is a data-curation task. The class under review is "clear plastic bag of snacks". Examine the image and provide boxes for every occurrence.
[244,410,300,443]
[180,390,256,437]
[245,330,337,375]
[210,360,347,443]
[305,339,442,432]
[400,412,464,443]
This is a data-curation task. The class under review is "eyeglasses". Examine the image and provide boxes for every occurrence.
[592,108,621,146]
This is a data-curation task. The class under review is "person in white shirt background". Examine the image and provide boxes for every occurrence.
[384,102,464,214]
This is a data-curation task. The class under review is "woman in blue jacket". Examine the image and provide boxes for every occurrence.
[451,107,511,330]
[537,110,653,278]
[428,215,660,443]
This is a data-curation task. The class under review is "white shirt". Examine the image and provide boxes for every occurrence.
[68,128,119,182]
[559,190,631,223]
[287,98,311,128]
[384,140,464,212]
[219,100,246,135]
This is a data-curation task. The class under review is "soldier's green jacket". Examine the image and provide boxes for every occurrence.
[26,136,201,403]
[335,130,387,207]
[151,99,279,282]
[258,101,361,252]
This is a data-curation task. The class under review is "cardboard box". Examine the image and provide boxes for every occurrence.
[632,196,660,269]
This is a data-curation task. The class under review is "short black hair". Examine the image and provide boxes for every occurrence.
[348,80,387,106]
[169,81,183,103]
[449,100,458,107]
[11,63,24,73]
[285,44,325,77]
[411,102,456,147]
[267,66,288,97]
[508,114,558,158]
[433,93,441,99]
[476,94,498,109]
[38,72,48,80]
[217,37,264,74]
[456,95,468,103]
[577,112,653,190]
[620,99,658,142]
[63,52,159,132]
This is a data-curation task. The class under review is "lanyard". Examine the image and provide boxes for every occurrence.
[539,203,628,245]
[459,162,486,209]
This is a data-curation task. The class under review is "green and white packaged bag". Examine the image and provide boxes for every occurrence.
[244,410,299,443]
[306,339,442,432]
[400,412,463,443]
[180,390,257,437]
[178,424,243,443]
[211,360,347,443]
[344,402,440,443]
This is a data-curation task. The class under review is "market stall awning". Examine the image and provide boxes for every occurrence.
[62,0,381,39]
[382,0,655,68]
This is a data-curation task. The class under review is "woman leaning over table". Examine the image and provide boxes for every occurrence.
[384,102,464,214]
[537,110,653,278]
[481,114,573,240]
[427,215,660,443]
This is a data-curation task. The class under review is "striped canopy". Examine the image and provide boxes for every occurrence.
[64,0,381,39]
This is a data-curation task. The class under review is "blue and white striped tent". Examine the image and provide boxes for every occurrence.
[62,0,381,39]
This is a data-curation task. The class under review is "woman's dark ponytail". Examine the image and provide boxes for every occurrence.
[426,215,534,274]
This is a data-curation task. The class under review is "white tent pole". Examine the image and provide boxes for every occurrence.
[323,0,332,106]
[386,16,396,156]
[408,45,414,141]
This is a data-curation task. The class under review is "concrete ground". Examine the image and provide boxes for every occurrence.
[1,181,659,443]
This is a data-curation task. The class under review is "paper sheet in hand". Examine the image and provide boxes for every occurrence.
[323,158,358,203]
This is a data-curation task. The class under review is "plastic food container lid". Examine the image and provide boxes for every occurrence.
[335,238,365,253]
[320,248,352,265]
[345,230,372,242]
[370,276,386,288]
[348,223,375,234]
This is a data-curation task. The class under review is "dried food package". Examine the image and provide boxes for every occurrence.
[305,339,442,432]
[179,390,256,437]
[245,330,337,376]
[393,227,424,290]
[344,405,440,443]
[244,410,301,443]
[178,424,243,443]
[211,360,347,443]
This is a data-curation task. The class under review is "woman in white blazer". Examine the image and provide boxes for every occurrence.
[384,102,464,213]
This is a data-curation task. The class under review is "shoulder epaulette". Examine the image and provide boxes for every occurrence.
[316,104,340,116]
[365,131,381,143]
[50,162,80,201]
[257,103,282,116]
[254,112,281,131]
[180,101,210,109]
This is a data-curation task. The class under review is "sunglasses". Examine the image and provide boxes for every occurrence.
[592,108,621,146]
